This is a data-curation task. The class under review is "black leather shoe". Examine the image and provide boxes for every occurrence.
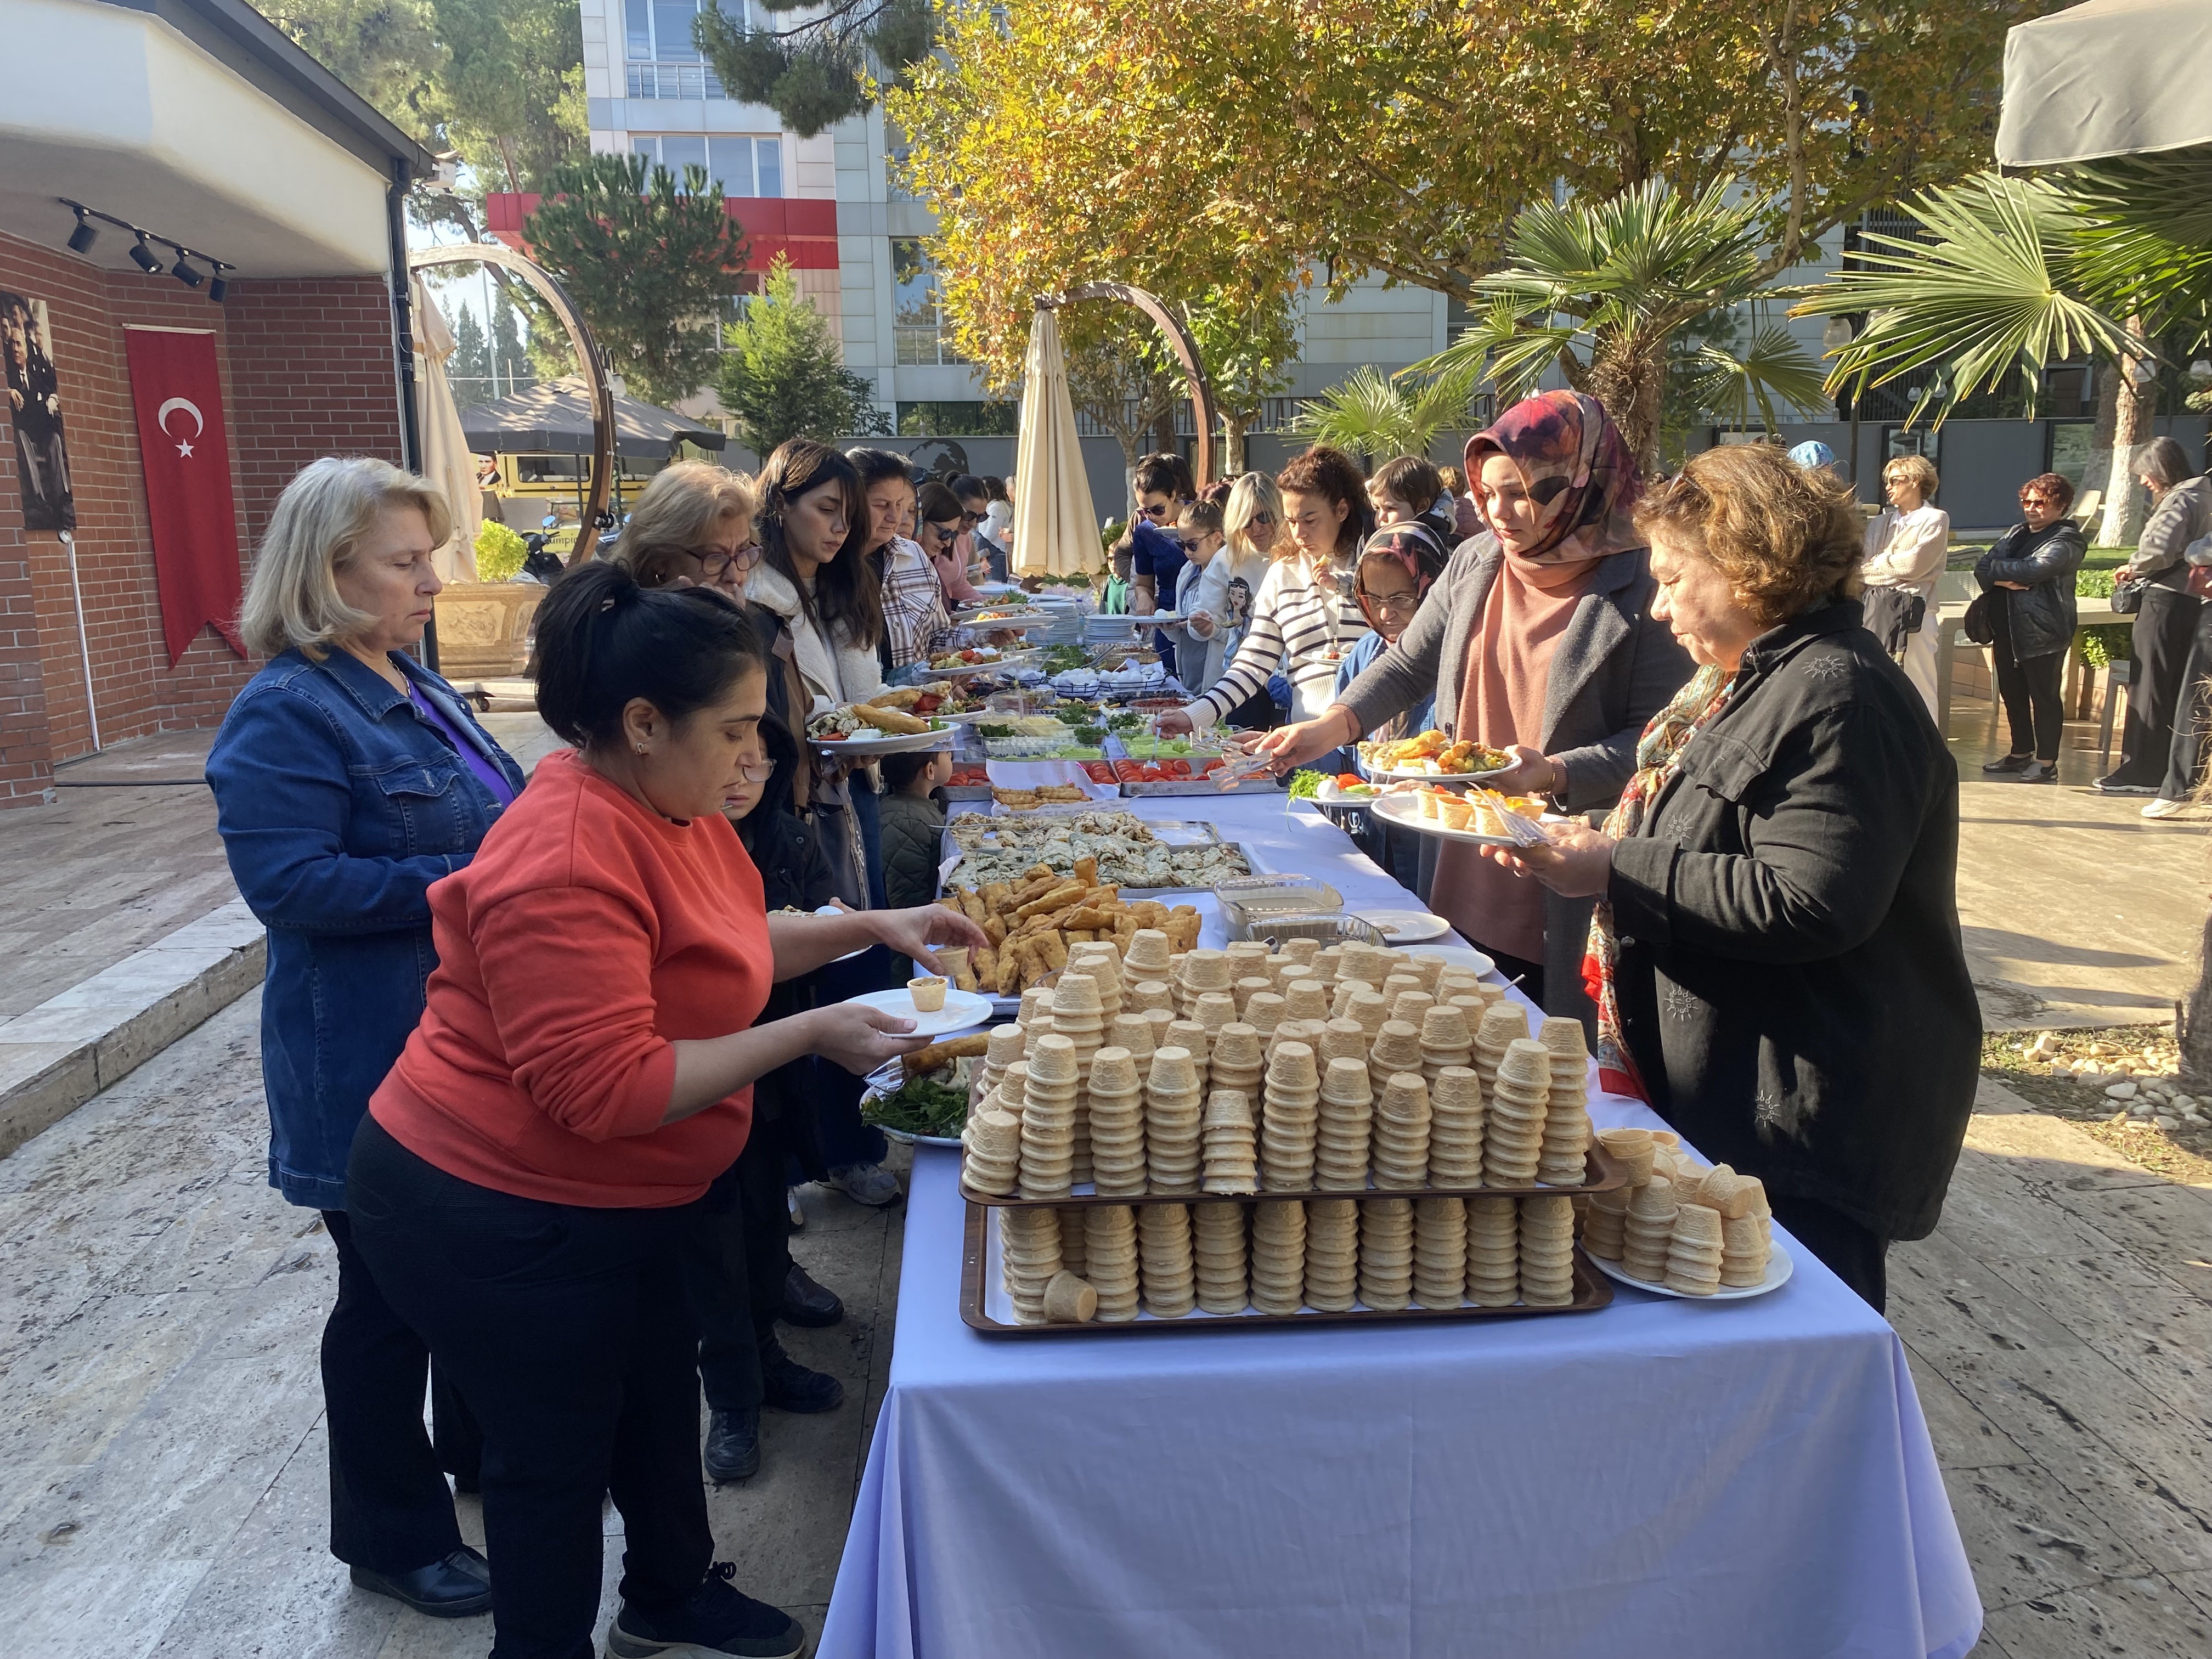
[759,1337,845,1414]
[349,1546,493,1618]
[2017,760,2059,783]
[780,1263,845,1328]
[1982,752,2033,774]
[704,1406,761,1483]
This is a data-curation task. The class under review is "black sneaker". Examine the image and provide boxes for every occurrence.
[703,1406,760,1483]
[607,1562,805,1658]
[2095,773,2159,795]
[759,1336,844,1414]
[1981,753,2033,774]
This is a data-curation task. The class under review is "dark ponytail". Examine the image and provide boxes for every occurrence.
[530,560,769,747]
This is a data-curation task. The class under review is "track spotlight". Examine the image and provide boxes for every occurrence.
[207,272,227,303]
[66,206,97,255]
[129,234,161,273]
[171,254,203,288]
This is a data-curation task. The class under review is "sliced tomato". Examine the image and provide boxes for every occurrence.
[1337,772,1365,788]
[1164,759,1192,778]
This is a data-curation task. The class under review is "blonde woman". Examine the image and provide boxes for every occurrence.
[609,460,760,600]
[1859,454,1949,715]
[206,458,526,1618]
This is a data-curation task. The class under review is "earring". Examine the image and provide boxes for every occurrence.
[635,743,647,754]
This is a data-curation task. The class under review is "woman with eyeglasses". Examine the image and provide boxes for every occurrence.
[1973,472,2086,786]
[1335,523,1449,890]
[1156,448,1374,738]
[916,480,984,607]
[611,461,763,603]
[345,561,988,1659]
[1259,393,1693,1024]
[2108,438,2212,809]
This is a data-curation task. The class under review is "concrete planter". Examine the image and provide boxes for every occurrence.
[432,581,545,680]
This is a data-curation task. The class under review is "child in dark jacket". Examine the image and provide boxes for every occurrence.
[877,748,951,913]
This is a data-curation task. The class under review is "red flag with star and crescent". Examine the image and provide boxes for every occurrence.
[123,327,245,663]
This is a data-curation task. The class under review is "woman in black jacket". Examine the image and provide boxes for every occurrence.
[1973,476,2087,785]
[1494,443,1977,1311]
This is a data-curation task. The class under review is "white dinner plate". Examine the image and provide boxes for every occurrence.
[1398,944,1496,977]
[1589,1242,1794,1301]
[959,611,1058,630]
[1313,777,1383,808]
[842,986,994,1037]
[1356,908,1450,943]
[809,725,956,757]
[1370,792,1564,847]
[1360,760,1513,785]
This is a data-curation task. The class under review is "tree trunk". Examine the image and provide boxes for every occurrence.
[1223,414,1249,478]
[2084,356,2120,529]
[1587,342,1669,474]
[2181,927,2212,1090]
[2100,315,2154,546]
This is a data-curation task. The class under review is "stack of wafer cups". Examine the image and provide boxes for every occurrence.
[1201,1090,1259,1194]
[1413,1195,1469,1308]
[1086,1047,1148,1197]
[1425,1066,1485,1186]
[1319,1018,1367,1069]
[1016,985,1052,1029]
[1407,952,1447,992]
[1144,1047,1204,1194]
[1129,979,1174,1014]
[1109,1012,1155,1068]
[1282,936,1322,968]
[1418,1005,1475,1088]
[1075,949,1126,1022]
[1260,1041,1320,1192]
[1582,1186,1630,1260]
[1192,1199,1248,1313]
[981,1023,1028,1103]
[1314,1057,1374,1190]
[1483,1039,1550,1186]
[1137,1203,1196,1318]
[999,1206,1063,1323]
[1051,974,1105,1072]
[1274,961,1315,999]
[994,1061,1030,1135]
[1232,976,1272,1018]
[1328,978,1375,1020]
[1019,1039,1080,1199]
[1084,1204,1140,1322]
[1664,1200,1725,1295]
[1358,1197,1414,1311]
[1372,1071,1431,1189]
[1390,989,1436,1029]
[1227,939,1272,972]
[1438,968,1491,1006]
[1720,1208,1773,1288]
[1165,1020,1211,1090]
[1304,1198,1360,1311]
[1472,1003,1526,1095]
[1368,1019,1423,1104]
[1536,1017,1591,1187]
[1243,991,1286,1043]
[1058,1205,1088,1279]
[1622,1175,1678,1282]
[1209,1024,1263,1131]
[1464,1195,1519,1306]
[1267,1018,1327,1068]
[1194,991,1239,1039]
[1309,945,1343,981]
[1597,1127,1656,1185]
[1519,1193,1578,1307]
[1122,928,1173,983]
[1178,949,1231,1018]
[1141,1005,1175,1053]
[1345,989,1390,1038]
[1283,978,1330,1023]
[962,1106,1022,1196]
[1249,1199,1307,1314]
[1381,971,1423,1008]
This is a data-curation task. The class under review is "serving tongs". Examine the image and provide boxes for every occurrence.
[1466,784,1556,848]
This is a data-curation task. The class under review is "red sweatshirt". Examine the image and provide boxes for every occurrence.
[371,748,772,1207]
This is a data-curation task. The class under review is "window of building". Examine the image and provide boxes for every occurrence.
[897,401,1018,437]
[892,238,964,366]
[631,134,783,196]
[625,0,758,96]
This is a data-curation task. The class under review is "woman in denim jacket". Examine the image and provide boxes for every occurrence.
[206,458,524,1620]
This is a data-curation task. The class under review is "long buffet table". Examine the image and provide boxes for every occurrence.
[816,795,1981,1659]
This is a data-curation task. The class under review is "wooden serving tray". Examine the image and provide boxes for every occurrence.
[958,1201,1614,1338]
[960,1142,1627,1210]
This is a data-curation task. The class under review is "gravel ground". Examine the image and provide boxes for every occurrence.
[1980,1023,2212,1183]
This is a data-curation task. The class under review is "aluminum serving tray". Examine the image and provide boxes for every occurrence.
[960,1203,1613,1336]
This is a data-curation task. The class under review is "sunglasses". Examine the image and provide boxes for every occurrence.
[1137,502,1175,520]
[2020,494,2057,507]
[924,520,962,541]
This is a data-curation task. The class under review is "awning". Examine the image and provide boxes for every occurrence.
[1997,0,2212,168]
[460,376,726,459]
[1009,309,1103,577]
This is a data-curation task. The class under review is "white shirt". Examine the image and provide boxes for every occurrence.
[1861,505,1950,597]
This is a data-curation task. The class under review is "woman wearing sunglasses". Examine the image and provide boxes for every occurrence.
[1973,472,2086,786]
[915,480,984,607]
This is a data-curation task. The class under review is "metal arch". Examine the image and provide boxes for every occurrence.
[409,242,614,567]
[1039,282,1219,490]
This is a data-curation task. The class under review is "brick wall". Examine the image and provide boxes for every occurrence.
[0,229,401,806]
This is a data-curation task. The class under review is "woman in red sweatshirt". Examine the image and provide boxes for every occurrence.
[346,561,985,1659]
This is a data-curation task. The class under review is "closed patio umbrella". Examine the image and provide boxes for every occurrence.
[411,276,481,580]
[1011,307,1103,578]
[1997,0,2212,168]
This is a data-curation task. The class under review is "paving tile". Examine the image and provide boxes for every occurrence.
[1938,1459,2153,1611]
[1980,1571,2212,1658]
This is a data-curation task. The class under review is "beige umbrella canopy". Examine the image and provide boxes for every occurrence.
[1997,0,2212,168]
[1011,307,1103,578]
[410,275,481,580]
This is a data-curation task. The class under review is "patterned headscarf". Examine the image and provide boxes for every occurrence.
[1464,390,1641,568]
[1353,523,1448,633]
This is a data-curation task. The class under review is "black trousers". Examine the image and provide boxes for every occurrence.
[1988,603,2066,762]
[1767,1192,1889,1314]
[2113,585,2202,785]
[319,1209,469,1573]
[2162,600,2212,801]
[682,1120,794,1414]
[347,1118,712,1659]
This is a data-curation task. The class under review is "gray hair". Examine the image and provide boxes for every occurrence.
[2136,435,2198,491]
[239,457,452,659]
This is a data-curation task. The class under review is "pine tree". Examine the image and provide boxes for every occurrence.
[714,255,888,456]
[447,303,493,407]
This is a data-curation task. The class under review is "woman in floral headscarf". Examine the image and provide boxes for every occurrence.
[1260,392,1694,1023]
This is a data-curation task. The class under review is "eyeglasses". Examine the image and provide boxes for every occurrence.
[1357,587,1419,611]
[732,757,774,783]
[638,542,761,584]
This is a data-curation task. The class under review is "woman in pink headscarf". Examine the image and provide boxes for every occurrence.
[1259,392,1694,1026]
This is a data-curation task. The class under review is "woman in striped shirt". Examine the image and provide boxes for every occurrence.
[1156,446,1375,735]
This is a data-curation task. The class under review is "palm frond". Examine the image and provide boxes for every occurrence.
[1412,295,1582,406]
[1684,324,1831,433]
[1289,366,1419,456]
[1788,172,2138,425]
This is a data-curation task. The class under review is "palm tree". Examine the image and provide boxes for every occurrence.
[1409,177,1830,469]
[1288,367,1475,467]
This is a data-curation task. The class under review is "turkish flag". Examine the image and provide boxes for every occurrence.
[124,328,245,664]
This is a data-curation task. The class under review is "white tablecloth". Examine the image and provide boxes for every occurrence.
[820,797,1981,1659]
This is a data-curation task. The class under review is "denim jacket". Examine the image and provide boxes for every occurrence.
[206,648,526,1210]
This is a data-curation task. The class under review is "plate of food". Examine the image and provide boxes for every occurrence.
[1310,773,1384,806]
[959,607,1060,630]
[1588,1242,1794,1301]
[1359,731,1517,783]
[929,645,1040,675]
[842,984,994,1038]
[808,701,955,755]
[1371,788,1561,847]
